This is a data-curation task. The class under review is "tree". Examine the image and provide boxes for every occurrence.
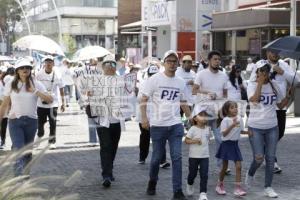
[62,34,77,57]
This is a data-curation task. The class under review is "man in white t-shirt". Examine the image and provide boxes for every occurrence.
[176,55,196,109]
[36,55,65,149]
[266,50,299,173]
[141,50,191,199]
[193,50,228,168]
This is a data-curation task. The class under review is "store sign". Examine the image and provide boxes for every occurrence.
[142,0,172,26]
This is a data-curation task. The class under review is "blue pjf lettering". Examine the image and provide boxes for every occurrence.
[161,90,169,99]
[270,95,277,104]
[172,91,179,100]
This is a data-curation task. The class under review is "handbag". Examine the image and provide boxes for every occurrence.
[85,105,97,118]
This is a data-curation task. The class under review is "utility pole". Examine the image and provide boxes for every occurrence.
[290,0,297,69]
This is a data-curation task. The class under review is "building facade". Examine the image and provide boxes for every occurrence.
[212,0,300,65]
[21,0,118,55]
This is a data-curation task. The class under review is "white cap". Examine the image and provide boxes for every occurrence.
[256,59,269,69]
[102,54,117,66]
[14,58,33,70]
[247,57,252,62]
[42,55,54,62]
[25,56,34,63]
[163,50,179,62]
[147,65,159,75]
[182,55,193,61]
[192,105,209,118]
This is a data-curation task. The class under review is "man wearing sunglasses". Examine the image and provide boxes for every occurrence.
[266,50,299,174]
[176,55,196,118]
[141,50,191,200]
[36,55,65,150]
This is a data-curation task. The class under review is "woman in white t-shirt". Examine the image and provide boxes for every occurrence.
[245,60,289,198]
[0,58,53,176]
[227,65,247,101]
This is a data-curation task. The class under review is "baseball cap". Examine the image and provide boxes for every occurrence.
[14,58,33,70]
[256,59,269,69]
[182,55,193,61]
[192,105,209,118]
[119,57,126,62]
[102,54,117,67]
[163,50,179,62]
[42,55,54,62]
[147,65,159,75]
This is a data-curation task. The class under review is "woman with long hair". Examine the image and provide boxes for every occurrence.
[245,60,289,198]
[0,58,53,176]
[227,64,247,101]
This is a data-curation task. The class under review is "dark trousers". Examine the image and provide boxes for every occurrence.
[275,110,286,162]
[187,158,209,193]
[138,123,167,163]
[97,123,121,179]
[0,118,8,145]
[37,107,58,144]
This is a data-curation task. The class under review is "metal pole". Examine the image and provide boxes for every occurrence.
[195,0,198,61]
[290,0,297,69]
[51,0,63,46]
[0,27,4,55]
[148,30,152,64]
[15,0,31,34]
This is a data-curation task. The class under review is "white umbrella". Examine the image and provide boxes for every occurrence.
[72,46,111,61]
[0,55,15,61]
[13,35,65,56]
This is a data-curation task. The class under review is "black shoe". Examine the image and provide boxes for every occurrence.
[173,190,187,200]
[102,179,111,188]
[146,180,157,195]
[160,161,170,169]
[225,168,231,175]
[274,166,282,174]
[138,159,145,164]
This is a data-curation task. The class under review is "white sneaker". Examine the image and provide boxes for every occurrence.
[186,182,194,196]
[49,143,56,150]
[245,170,254,189]
[199,192,208,200]
[264,187,278,198]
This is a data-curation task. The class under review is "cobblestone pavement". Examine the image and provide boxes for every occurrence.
[2,103,300,200]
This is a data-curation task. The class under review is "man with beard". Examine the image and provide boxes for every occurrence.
[193,50,229,171]
[266,50,299,174]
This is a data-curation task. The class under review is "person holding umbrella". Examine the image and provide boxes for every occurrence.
[266,50,299,173]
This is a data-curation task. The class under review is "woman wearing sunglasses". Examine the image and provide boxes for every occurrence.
[0,58,53,176]
[245,60,289,198]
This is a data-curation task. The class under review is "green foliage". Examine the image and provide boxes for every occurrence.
[62,34,77,57]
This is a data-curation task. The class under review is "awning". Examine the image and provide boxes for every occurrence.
[211,1,300,31]
[120,21,142,28]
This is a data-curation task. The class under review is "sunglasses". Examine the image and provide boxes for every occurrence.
[103,61,117,68]
[18,66,32,70]
[165,59,178,64]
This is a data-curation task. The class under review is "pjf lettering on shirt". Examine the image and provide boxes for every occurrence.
[260,94,277,105]
[160,87,180,100]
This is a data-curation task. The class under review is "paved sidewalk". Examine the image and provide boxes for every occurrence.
[2,103,300,200]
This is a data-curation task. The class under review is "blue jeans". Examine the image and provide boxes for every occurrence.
[248,126,279,187]
[187,158,209,193]
[9,116,38,176]
[87,118,98,143]
[149,123,184,193]
[208,119,222,167]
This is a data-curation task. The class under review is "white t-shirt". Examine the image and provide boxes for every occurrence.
[0,81,5,101]
[220,116,244,141]
[194,68,228,99]
[36,69,65,108]
[60,65,74,85]
[175,67,196,106]
[269,60,299,110]
[4,79,46,119]
[3,75,14,85]
[186,126,210,158]
[246,63,256,72]
[141,72,187,126]
[247,81,284,129]
[227,80,241,100]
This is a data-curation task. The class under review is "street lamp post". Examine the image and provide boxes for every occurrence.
[51,0,63,47]
[0,27,4,55]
